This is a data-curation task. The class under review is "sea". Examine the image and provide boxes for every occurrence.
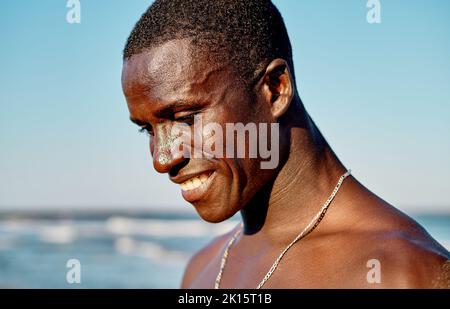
[0,210,448,288]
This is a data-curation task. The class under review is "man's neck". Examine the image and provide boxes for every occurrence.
[240,104,348,243]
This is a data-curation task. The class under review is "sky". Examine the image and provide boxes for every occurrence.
[0,0,449,214]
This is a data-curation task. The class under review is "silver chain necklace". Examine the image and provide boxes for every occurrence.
[214,170,351,289]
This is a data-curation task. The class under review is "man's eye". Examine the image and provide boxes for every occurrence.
[138,126,153,136]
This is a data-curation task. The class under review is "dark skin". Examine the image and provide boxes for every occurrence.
[122,39,450,288]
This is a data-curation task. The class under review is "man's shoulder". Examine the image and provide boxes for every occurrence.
[362,228,448,287]
[327,198,449,287]
[334,216,450,288]
[180,224,240,288]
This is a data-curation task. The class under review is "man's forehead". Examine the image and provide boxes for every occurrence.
[122,38,229,98]
[144,39,193,78]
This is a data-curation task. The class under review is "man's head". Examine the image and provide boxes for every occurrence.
[123,0,295,87]
[122,0,300,222]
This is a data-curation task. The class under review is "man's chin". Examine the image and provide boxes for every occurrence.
[193,202,238,224]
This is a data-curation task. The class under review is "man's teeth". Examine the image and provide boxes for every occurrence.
[180,173,210,191]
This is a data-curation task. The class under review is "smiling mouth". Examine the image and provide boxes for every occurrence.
[180,171,215,202]
[180,171,211,191]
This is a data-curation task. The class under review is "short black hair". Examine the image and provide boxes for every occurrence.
[123,0,294,86]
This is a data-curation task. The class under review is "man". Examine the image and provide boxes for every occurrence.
[121,0,449,288]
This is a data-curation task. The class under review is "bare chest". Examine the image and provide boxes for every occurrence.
[188,245,366,288]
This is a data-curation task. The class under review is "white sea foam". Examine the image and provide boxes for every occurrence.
[38,225,77,244]
[0,220,78,244]
[0,217,238,242]
[105,217,237,238]
[115,237,189,265]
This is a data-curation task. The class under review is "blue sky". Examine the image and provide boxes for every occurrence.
[0,0,449,213]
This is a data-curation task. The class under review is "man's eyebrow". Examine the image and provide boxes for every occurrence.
[129,100,207,126]
[155,100,205,118]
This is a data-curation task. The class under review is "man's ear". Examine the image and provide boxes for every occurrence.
[261,59,294,119]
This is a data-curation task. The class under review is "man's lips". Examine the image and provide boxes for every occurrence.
[171,171,216,203]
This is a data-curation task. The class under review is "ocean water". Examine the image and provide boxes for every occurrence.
[0,211,448,288]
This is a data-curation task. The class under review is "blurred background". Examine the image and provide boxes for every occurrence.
[0,0,449,288]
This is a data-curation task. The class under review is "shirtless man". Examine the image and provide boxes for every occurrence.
[121,0,449,288]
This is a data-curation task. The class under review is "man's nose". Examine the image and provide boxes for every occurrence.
[151,123,187,174]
